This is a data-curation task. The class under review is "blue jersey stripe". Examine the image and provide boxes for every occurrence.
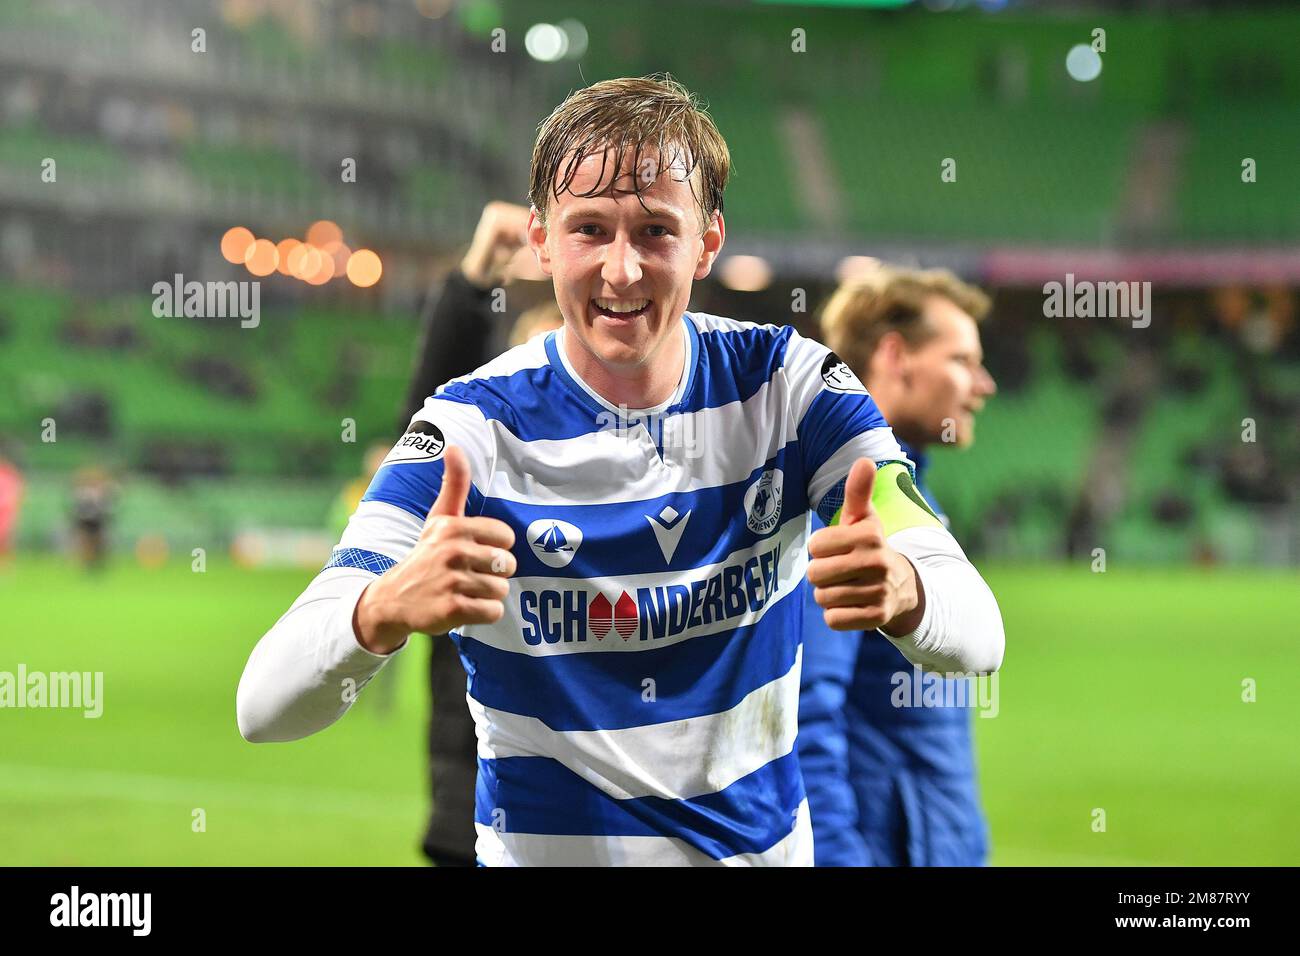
[475,749,804,860]
[323,547,396,574]
[494,442,808,579]
[797,388,887,480]
[437,362,601,444]
[362,457,486,520]
[433,316,793,445]
[683,323,794,414]
[454,587,802,732]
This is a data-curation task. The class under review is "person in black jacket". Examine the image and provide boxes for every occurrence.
[398,201,560,866]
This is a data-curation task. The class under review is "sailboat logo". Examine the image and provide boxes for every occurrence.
[525,518,584,569]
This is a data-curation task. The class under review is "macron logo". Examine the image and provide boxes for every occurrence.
[50,886,151,936]
[646,505,691,563]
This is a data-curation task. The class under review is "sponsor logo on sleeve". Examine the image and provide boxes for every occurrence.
[382,420,446,465]
[820,353,868,394]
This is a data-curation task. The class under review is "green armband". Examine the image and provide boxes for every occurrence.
[830,461,943,536]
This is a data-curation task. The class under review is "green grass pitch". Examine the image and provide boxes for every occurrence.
[1,557,1297,865]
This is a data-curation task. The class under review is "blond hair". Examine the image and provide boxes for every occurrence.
[820,266,991,377]
[529,74,730,231]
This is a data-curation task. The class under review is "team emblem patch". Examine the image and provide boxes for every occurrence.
[382,420,446,465]
[744,469,784,536]
[820,353,868,394]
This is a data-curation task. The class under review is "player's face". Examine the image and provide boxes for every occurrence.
[528,145,724,374]
[902,296,996,447]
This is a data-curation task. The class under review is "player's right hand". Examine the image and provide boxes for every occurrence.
[352,446,516,654]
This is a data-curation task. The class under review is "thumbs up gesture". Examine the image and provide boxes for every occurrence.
[353,446,517,654]
[806,458,925,635]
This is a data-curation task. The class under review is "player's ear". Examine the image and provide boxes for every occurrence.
[693,210,725,280]
[526,206,553,277]
[875,329,909,376]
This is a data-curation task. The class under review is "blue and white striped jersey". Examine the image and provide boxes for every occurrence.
[330,311,906,865]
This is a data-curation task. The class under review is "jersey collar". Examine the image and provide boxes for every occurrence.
[544,313,700,420]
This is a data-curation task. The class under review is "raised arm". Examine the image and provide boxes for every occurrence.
[809,459,1004,676]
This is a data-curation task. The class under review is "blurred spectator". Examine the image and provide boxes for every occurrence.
[0,448,23,569]
[71,467,115,571]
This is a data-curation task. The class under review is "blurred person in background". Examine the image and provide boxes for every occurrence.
[398,201,560,867]
[798,266,998,866]
[70,466,115,572]
[0,444,23,570]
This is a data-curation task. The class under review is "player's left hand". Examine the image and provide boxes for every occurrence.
[806,457,924,634]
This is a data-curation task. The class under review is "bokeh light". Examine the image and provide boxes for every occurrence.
[220,226,255,265]
[287,243,318,280]
[1066,44,1103,82]
[275,238,302,275]
[347,249,383,287]
[718,255,772,292]
[243,238,279,277]
[305,219,343,248]
[321,240,352,276]
[304,250,336,285]
[525,23,566,62]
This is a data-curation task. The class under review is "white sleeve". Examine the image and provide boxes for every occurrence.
[236,500,425,742]
[235,565,406,743]
[880,525,1005,676]
[237,396,490,743]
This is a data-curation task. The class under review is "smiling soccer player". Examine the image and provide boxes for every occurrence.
[236,74,1004,866]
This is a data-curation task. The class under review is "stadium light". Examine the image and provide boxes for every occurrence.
[719,255,773,292]
[276,238,302,276]
[525,23,567,62]
[287,243,318,281]
[347,249,383,287]
[306,219,343,248]
[1066,44,1102,82]
[322,240,352,277]
[243,238,279,277]
[557,19,588,59]
[305,252,335,285]
[836,255,884,284]
[220,226,255,265]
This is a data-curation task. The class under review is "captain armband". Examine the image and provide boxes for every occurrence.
[827,460,943,536]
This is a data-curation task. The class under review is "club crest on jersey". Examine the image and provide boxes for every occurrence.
[527,518,583,569]
[382,420,446,465]
[821,353,868,394]
[744,469,783,535]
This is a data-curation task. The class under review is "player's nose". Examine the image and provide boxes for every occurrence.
[600,232,642,289]
[976,364,997,397]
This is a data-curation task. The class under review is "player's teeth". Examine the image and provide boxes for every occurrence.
[595,298,649,313]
